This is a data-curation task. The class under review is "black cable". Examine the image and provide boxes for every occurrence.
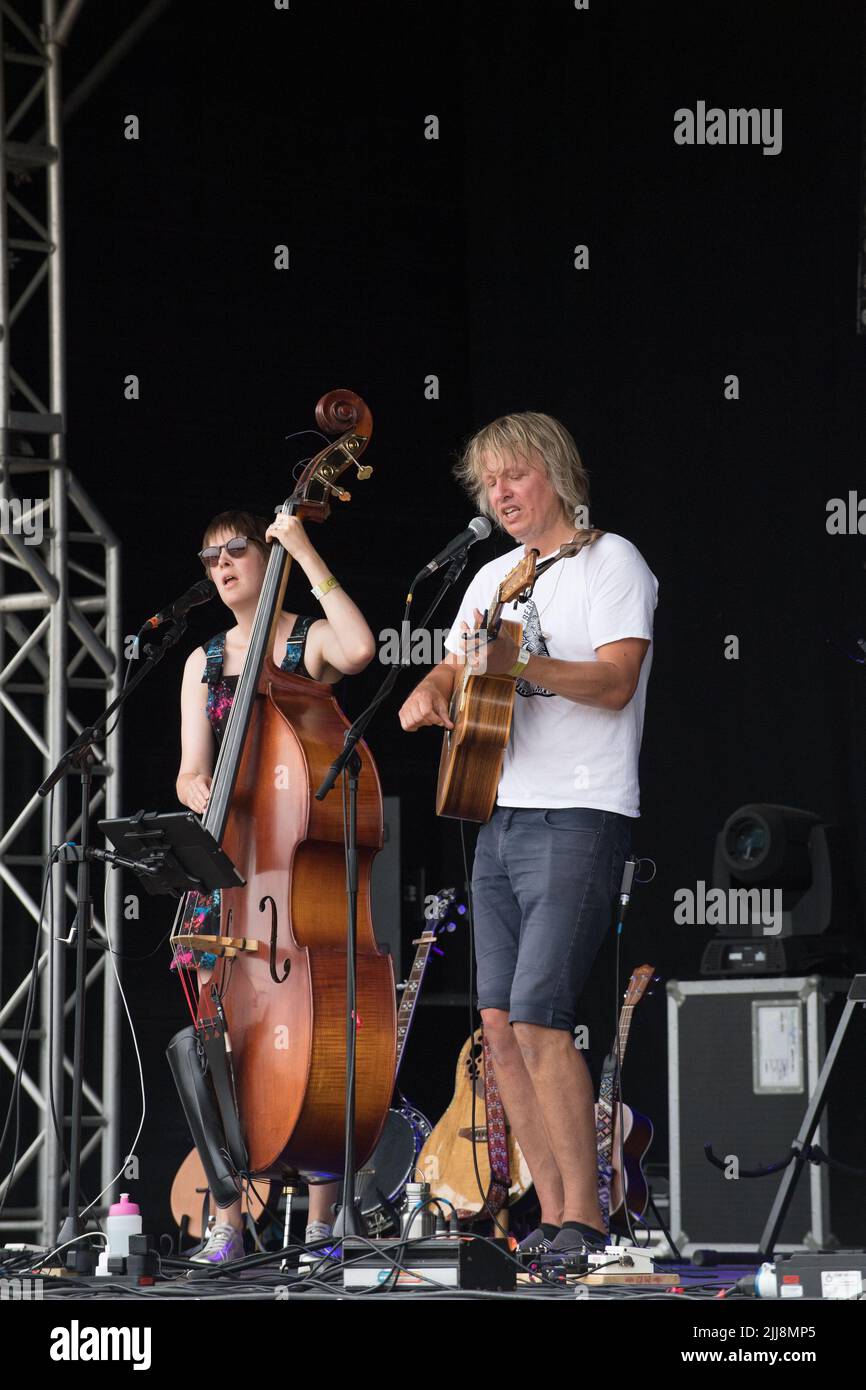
[613,856,658,1252]
[0,840,63,1224]
[612,908,639,1247]
[99,923,178,964]
[459,819,513,1243]
[46,829,74,1207]
[352,1219,457,1296]
[179,1225,456,1296]
[42,809,106,1233]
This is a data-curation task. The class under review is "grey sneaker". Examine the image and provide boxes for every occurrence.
[299,1221,339,1268]
[539,1225,606,1270]
[190,1221,245,1264]
[517,1226,556,1262]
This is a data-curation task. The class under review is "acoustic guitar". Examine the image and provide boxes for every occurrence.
[417,1028,531,1218]
[436,530,604,822]
[595,963,655,1235]
[608,1098,654,1236]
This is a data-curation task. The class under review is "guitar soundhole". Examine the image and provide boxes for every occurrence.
[465,1040,484,1084]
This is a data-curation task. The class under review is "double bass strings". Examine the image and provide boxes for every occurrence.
[205,506,286,836]
[172,512,289,1012]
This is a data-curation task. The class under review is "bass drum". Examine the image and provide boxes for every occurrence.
[354,1102,432,1233]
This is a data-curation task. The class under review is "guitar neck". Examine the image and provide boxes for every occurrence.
[605,965,655,1074]
[617,1005,639,1065]
[484,534,603,638]
[395,931,437,1078]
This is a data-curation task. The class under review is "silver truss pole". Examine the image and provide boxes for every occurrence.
[43,0,68,1246]
[0,0,123,1245]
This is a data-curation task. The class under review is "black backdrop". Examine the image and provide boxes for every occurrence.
[10,0,866,1234]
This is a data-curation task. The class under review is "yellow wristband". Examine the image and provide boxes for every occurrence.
[507,647,531,679]
[311,575,341,601]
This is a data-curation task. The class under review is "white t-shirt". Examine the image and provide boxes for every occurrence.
[443,532,658,817]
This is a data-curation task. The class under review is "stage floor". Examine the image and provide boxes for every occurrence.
[16,1258,759,1302]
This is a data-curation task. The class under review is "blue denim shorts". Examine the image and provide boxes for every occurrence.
[471,806,632,1032]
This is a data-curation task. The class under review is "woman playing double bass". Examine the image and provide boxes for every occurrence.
[174,506,377,1263]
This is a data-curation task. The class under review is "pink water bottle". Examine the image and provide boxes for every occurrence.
[96,1192,142,1274]
[108,1193,141,1256]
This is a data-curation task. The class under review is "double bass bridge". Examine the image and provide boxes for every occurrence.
[172,932,261,961]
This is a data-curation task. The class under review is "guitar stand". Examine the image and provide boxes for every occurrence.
[758,973,866,1258]
[646,1187,681,1262]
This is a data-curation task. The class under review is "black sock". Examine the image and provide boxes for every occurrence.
[561,1219,606,1240]
[540,1222,560,1239]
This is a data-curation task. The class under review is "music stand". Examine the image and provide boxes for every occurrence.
[97,810,246,896]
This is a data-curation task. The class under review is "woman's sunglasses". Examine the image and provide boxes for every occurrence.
[198,535,256,569]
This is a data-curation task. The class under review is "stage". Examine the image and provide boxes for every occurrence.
[0,2,865,1365]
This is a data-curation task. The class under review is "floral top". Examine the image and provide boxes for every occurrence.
[171,616,316,971]
[202,617,316,744]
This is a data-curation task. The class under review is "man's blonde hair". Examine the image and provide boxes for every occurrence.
[452,412,590,528]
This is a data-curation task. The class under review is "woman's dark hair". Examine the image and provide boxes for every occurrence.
[201,510,270,566]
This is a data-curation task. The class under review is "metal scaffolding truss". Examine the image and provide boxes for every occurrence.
[0,0,123,1244]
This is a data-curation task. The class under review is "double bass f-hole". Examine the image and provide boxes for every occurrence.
[261,896,290,984]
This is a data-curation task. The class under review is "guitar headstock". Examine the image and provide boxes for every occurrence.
[497,551,539,606]
[421,886,457,931]
[623,964,656,1008]
[493,531,603,609]
[410,888,466,949]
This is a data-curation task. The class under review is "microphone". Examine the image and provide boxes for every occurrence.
[421,517,492,576]
[144,578,216,629]
[57,843,160,875]
[616,857,638,928]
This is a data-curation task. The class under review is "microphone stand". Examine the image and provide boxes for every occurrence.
[317,551,470,1242]
[38,617,192,1270]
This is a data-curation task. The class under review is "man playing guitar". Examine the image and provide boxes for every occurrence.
[398,412,658,1262]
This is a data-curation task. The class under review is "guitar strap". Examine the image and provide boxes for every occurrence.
[482,1031,511,1217]
[576,527,605,550]
[596,1052,619,1235]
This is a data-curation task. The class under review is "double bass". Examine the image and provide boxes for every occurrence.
[166,390,396,1200]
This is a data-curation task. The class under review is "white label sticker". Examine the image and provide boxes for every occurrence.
[754,1002,803,1092]
[821,1270,862,1300]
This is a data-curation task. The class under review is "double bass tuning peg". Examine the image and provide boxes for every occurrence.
[320,479,352,502]
[315,457,372,503]
[339,435,372,480]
